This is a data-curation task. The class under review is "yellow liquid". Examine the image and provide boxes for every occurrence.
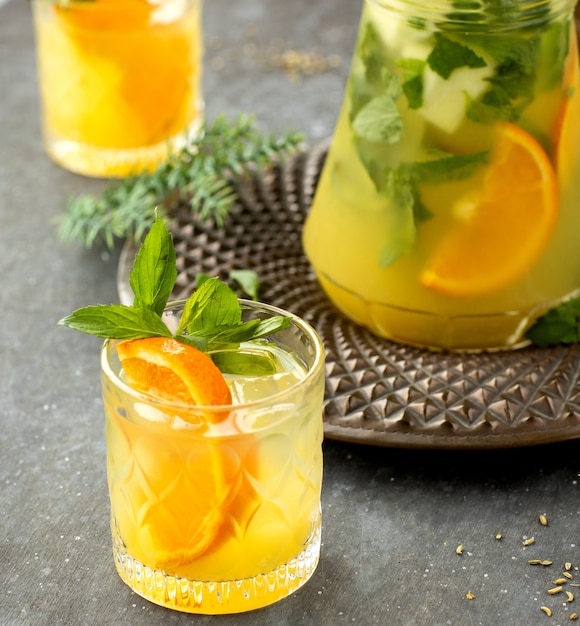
[103,344,324,614]
[304,0,580,351]
[33,0,203,177]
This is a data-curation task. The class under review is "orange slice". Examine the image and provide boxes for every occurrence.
[113,337,233,570]
[117,337,232,413]
[421,122,558,296]
[54,0,153,30]
[553,28,580,185]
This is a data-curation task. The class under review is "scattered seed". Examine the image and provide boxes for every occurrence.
[548,586,563,595]
[571,584,580,587]
[567,563,574,571]
[564,572,574,580]
[466,590,475,600]
[554,578,568,585]
[530,559,543,565]
[539,514,549,526]
[495,531,503,540]
[523,537,536,546]
[541,606,552,616]
[567,591,575,602]
[456,544,464,555]
[570,614,579,621]
[542,561,554,566]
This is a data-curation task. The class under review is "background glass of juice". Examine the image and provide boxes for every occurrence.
[303,0,580,352]
[100,300,325,614]
[32,0,203,178]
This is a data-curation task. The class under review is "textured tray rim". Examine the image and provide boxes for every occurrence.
[117,143,580,450]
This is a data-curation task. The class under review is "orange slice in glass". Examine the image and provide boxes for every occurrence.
[117,337,232,414]
[114,337,233,569]
[421,122,558,296]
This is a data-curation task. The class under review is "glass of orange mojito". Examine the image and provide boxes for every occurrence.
[303,0,580,351]
[32,0,203,177]
[100,299,325,613]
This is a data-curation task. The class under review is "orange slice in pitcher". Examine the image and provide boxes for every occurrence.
[553,29,580,185]
[421,122,558,297]
[115,337,233,568]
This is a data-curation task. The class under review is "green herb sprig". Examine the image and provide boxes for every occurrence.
[56,114,304,248]
[525,299,580,347]
[58,216,292,367]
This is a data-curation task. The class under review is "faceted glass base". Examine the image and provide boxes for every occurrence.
[111,519,321,614]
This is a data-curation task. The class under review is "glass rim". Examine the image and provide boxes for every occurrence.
[100,298,325,413]
[369,0,576,29]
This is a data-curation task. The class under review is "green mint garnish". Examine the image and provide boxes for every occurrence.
[352,94,404,145]
[427,33,486,80]
[525,299,580,347]
[56,114,303,249]
[396,58,426,110]
[58,216,292,372]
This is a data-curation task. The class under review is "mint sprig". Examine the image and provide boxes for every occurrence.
[525,299,580,347]
[56,114,304,249]
[427,33,487,80]
[58,216,292,366]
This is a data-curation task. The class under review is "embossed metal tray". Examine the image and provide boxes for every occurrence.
[118,143,580,450]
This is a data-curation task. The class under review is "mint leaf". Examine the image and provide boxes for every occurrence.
[179,278,292,349]
[230,269,260,301]
[206,317,291,349]
[427,33,486,79]
[465,34,541,123]
[211,351,278,376]
[379,167,417,267]
[58,305,173,339]
[397,58,425,109]
[352,94,404,145]
[130,215,176,316]
[59,214,292,373]
[357,22,390,85]
[178,277,242,337]
[406,151,489,183]
[525,299,580,346]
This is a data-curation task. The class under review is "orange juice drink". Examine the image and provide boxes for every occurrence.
[32,0,203,177]
[303,0,580,351]
[101,301,325,614]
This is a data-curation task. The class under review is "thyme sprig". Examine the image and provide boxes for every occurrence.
[56,114,304,248]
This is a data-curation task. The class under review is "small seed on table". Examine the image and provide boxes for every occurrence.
[539,514,548,526]
[540,606,552,616]
[466,590,475,600]
[548,586,563,595]
[523,537,536,546]
[570,613,579,621]
[567,591,575,603]
[554,578,568,585]
[456,544,464,555]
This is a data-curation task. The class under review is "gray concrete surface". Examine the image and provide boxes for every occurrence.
[3,1,580,625]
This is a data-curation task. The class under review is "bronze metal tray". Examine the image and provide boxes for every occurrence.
[118,143,580,450]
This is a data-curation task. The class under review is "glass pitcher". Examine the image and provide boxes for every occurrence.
[303,0,580,351]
